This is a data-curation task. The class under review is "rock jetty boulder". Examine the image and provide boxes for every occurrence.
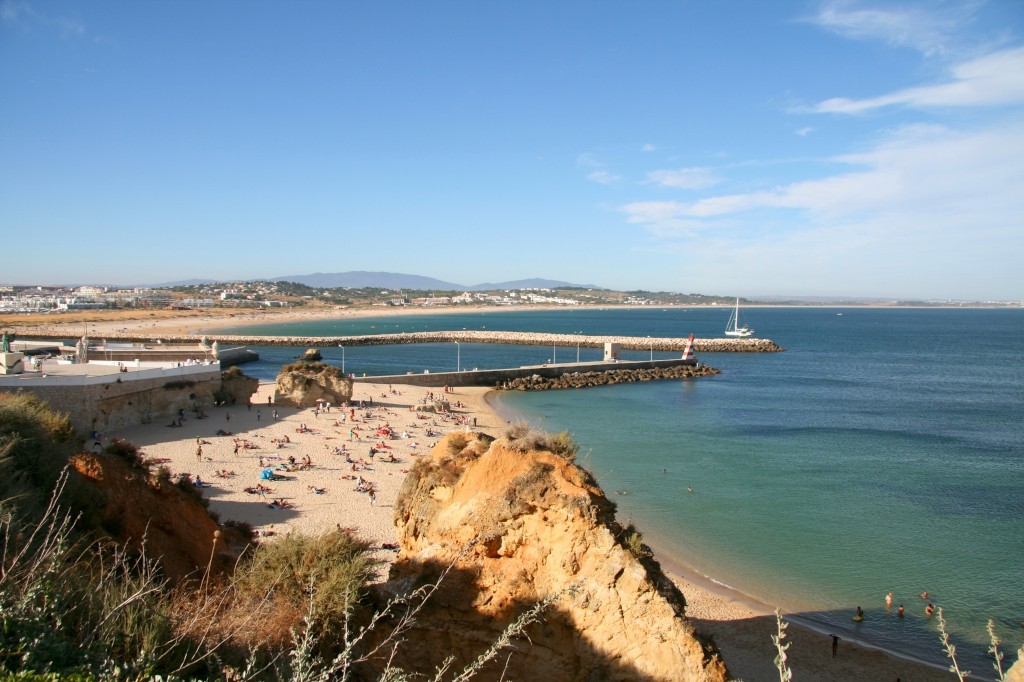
[274,361,352,408]
[365,429,729,681]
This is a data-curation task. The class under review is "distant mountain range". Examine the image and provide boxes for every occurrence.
[187,270,602,292]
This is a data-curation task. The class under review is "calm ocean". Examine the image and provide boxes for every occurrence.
[220,307,1024,672]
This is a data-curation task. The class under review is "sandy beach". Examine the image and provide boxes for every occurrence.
[113,379,506,560]
[63,308,969,679]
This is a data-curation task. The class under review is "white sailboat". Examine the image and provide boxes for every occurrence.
[724,298,754,337]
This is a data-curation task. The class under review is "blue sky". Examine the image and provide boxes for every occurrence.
[1,1,1022,300]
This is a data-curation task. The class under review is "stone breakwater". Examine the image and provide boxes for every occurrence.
[502,363,722,391]
[17,329,783,352]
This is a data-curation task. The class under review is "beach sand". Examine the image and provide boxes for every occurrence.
[94,309,961,680]
[113,380,506,563]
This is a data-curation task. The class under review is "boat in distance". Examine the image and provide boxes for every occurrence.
[724,298,754,338]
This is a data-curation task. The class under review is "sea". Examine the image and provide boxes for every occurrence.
[216,306,1024,675]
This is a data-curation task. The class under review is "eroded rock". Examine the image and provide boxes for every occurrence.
[274,361,353,408]
[365,430,729,681]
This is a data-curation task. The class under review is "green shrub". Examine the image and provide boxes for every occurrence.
[232,529,378,628]
[279,361,345,380]
[0,393,82,519]
[622,524,651,559]
[174,474,209,508]
[103,437,145,469]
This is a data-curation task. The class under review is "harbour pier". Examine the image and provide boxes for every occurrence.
[13,329,783,353]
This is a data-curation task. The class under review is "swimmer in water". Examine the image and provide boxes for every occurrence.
[897,604,905,618]
[886,592,893,608]
[687,486,693,493]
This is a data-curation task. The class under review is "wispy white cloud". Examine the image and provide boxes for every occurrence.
[586,171,621,185]
[625,123,1024,224]
[645,167,721,190]
[815,46,1024,113]
[1,0,85,37]
[622,122,1024,294]
[807,0,978,57]
[621,122,1024,297]
[641,143,657,153]
[795,127,815,137]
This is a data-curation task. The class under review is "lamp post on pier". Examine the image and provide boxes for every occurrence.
[338,345,345,374]
[455,341,461,372]
[648,336,653,361]
[576,331,582,363]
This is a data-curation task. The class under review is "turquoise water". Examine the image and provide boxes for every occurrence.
[220,307,1024,672]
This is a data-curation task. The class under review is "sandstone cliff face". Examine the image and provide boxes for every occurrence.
[217,366,259,406]
[1008,648,1024,682]
[70,453,241,582]
[375,431,728,681]
[273,362,353,408]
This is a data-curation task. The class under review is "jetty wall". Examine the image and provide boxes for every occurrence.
[15,330,783,352]
[353,358,716,389]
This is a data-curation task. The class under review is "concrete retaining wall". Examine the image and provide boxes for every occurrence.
[0,365,222,434]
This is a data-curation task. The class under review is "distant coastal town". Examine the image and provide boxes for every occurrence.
[1,278,1019,317]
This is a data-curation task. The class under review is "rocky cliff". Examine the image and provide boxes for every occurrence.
[1008,648,1024,682]
[216,366,260,406]
[273,361,353,408]
[70,451,244,582]
[369,429,729,681]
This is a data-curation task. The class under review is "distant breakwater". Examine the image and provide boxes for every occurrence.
[20,330,783,353]
[501,363,722,391]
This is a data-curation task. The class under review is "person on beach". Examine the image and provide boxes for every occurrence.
[256,409,261,421]
[196,445,203,462]
[831,634,840,658]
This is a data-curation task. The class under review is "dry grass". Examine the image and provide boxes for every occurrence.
[503,422,578,461]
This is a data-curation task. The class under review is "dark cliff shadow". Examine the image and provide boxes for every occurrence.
[204,497,301,528]
[353,557,720,682]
